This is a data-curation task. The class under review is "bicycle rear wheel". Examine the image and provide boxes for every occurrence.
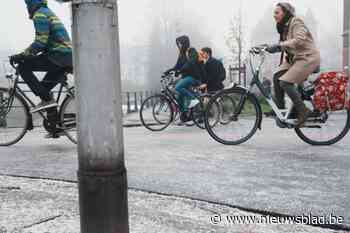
[140,94,173,131]
[295,109,350,145]
[204,88,262,145]
[0,87,29,146]
[59,94,77,144]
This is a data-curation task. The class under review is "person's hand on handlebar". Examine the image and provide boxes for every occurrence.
[199,84,208,92]
[264,44,282,54]
[9,53,26,65]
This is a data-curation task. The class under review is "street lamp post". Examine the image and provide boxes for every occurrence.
[56,0,130,232]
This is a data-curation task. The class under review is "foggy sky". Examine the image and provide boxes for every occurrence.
[0,0,343,55]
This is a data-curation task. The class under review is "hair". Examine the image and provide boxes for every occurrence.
[201,47,212,57]
[187,47,199,62]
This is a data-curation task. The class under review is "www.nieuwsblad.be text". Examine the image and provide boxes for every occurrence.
[210,213,344,225]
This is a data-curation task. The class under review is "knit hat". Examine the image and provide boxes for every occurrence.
[25,0,48,7]
[24,0,48,19]
[277,2,296,16]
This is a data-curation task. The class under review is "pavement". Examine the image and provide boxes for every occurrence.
[1,115,350,232]
[0,175,347,233]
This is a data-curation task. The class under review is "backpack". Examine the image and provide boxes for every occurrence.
[313,71,350,112]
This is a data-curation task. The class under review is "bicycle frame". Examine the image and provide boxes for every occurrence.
[4,67,74,122]
[243,50,299,124]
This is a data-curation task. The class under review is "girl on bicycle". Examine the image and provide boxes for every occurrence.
[175,47,206,123]
[265,2,321,127]
[164,35,191,75]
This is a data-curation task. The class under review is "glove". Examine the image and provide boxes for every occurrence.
[9,53,26,64]
[265,44,282,54]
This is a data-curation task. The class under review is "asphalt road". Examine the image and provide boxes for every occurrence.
[0,118,349,228]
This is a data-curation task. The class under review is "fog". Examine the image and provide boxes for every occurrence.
[0,0,344,90]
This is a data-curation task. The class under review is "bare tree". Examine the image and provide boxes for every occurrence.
[225,6,247,84]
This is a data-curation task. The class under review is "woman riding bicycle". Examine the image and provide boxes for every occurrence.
[265,2,321,127]
[175,47,206,123]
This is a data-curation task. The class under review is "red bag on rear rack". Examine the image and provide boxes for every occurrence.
[313,71,350,112]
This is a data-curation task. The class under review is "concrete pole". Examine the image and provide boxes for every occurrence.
[71,0,129,232]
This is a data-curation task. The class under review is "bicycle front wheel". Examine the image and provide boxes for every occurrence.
[192,95,220,130]
[140,94,173,131]
[0,87,29,146]
[59,94,77,144]
[204,88,262,145]
[295,109,350,146]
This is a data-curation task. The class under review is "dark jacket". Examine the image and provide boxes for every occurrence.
[203,57,226,92]
[179,60,206,83]
[166,35,190,73]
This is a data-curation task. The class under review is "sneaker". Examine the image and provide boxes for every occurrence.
[188,99,200,109]
[31,100,58,113]
[180,112,191,123]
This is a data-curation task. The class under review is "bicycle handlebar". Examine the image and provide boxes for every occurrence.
[249,45,267,55]
[247,45,267,74]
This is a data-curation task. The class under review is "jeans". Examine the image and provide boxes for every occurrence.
[175,76,200,113]
[18,55,67,101]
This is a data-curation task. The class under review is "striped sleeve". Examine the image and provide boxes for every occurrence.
[24,12,50,55]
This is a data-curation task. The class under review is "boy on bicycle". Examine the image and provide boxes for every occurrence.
[200,47,226,93]
[10,0,73,114]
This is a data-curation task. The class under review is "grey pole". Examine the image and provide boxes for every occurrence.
[345,0,350,73]
[71,0,129,232]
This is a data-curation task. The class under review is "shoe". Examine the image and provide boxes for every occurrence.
[44,131,66,139]
[180,112,191,123]
[31,100,58,113]
[296,107,311,128]
[188,99,200,109]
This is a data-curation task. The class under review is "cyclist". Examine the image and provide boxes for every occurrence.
[265,2,320,127]
[200,47,226,93]
[164,35,191,75]
[175,47,206,123]
[10,0,73,114]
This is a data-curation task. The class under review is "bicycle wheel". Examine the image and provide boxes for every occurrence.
[295,109,350,146]
[0,87,29,146]
[140,94,173,131]
[192,95,220,129]
[59,94,77,144]
[204,88,262,145]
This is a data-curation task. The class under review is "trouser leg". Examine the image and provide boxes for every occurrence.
[280,80,310,126]
[175,76,197,112]
[279,81,304,110]
[273,70,288,109]
[17,56,65,101]
[18,58,52,101]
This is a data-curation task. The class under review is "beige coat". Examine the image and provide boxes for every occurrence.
[278,17,321,84]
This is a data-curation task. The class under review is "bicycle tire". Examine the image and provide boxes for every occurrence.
[294,109,350,146]
[59,93,77,144]
[0,87,29,146]
[140,94,173,131]
[204,88,262,145]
